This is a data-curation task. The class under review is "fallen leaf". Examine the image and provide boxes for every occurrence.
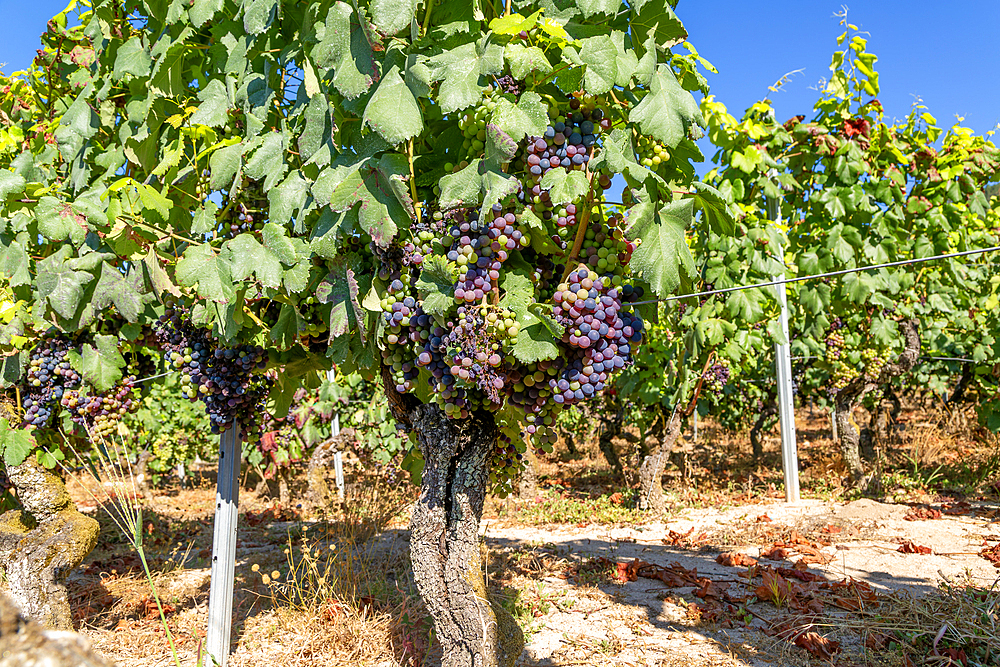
[904,506,943,521]
[755,514,772,523]
[794,631,841,659]
[760,545,792,560]
[821,524,842,534]
[979,543,1000,569]
[694,578,729,600]
[716,552,757,568]
[897,540,932,555]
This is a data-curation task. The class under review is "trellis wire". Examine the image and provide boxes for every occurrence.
[629,245,1000,306]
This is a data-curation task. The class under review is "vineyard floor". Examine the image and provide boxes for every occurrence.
[44,405,1000,666]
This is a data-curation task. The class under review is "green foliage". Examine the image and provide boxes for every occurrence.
[127,374,216,474]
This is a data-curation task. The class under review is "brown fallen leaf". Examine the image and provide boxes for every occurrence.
[980,543,1000,569]
[897,540,933,555]
[716,551,757,568]
[694,578,729,600]
[820,524,842,534]
[904,506,943,521]
[755,569,795,607]
[794,631,841,659]
[755,514,772,523]
[760,545,792,560]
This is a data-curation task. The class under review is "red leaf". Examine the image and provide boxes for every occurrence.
[794,631,841,659]
[897,540,933,555]
[716,552,758,568]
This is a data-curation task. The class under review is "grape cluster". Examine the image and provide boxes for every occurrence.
[62,377,138,440]
[516,98,612,180]
[576,211,636,273]
[493,74,524,96]
[861,347,888,381]
[829,361,860,395]
[446,205,528,304]
[195,168,210,202]
[487,431,524,495]
[824,319,846,362]
[155,307,272,443]
[636,135,670,169]
[702,359,731,397]
[298,296,329,343]
[20,337,81,427]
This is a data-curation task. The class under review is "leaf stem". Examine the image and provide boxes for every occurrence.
[421,0,435,37]
[406,138,419,207]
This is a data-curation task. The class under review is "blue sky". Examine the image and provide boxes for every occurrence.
[1,0,998,157]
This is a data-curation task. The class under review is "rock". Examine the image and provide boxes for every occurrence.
[0,592,112,667]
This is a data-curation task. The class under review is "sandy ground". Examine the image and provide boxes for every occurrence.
[483,497,1000,666]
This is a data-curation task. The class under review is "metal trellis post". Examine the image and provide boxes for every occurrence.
[206,425,242,667]
[768,198,800,503]
[326,370,345,500]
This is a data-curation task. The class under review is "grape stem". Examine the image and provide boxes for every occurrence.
[407,138,419,208]
[562,146,600,280]
[421,0,435,37]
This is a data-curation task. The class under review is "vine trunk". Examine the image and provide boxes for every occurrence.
[638,409,683,512]
[408,404,523,667]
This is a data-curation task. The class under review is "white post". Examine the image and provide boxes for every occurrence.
[326,370,345,501]
[831,406,838,442]
[768,197,800,503]
[206,425,241,667]
[692,411,698,443]
[333,413,344,500]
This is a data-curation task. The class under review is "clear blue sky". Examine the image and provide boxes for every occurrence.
[2,1,998,153]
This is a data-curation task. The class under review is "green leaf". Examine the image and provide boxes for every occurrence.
[0,171,26,200]
[0,419,34,467]
[191,201,220,235]
[55,86,99,161]
[0,236,30,287]
[500,262,559,363]
[415,255,455,316]
[222,235,283,288]
[485,123,519,168]
[427,42,483,115]
[504,43,552,80]
[175,244,235,303]
[490,91,548,143]
[209,142,244,191]
[260,222,298,265]
[628,198,696,297]
[244,131,286,191]
[328,154,412,247]
[190,0,224,25]
[579,36,618,95]
[268,171,309,226]
[540,168,589,206]
[310,2,378,100]
[36,247,94,319]
[317,258,366,342]
[243,0,278,34]
[92,262,154,323]
[575,0,618,17]
[629,67,703,148]
[189,79,230,128]
[631,0,687,48]
[143,248,182,300]
[370,0,418,35]
[269,303,302,349]
[113,36,152,80]
[688,182,736,237]
[69,334,126,393]
[363,66,423,145]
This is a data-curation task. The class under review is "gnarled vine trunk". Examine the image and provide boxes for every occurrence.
[834,319,921,492]
[0,592,111,667]
[517,447,539,501]
[407,405,523,667]
[382,366,522,667]
[0,458,99,629]
[638,408,683,512]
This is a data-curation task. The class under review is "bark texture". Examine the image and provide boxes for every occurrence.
[0,458,99,629]
[408,405,523,667]
[834,319,921,490]
[638,409,682,512]
[0,592,111,667]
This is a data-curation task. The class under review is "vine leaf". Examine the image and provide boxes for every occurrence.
[630,0,688,48]
[579,35,619,95]
[687,182,737,237]
[36,247,94,320]
[490,91,548,143]
[0,418,34,467]
[370,0,417,35]
[92,262,154,323]
[244,131,287,191]
[267,171,310,227]
[484,124,518,168]
[243,0,278,35]
[504,43,552,80]
[113,36,152,80]
[363,65,423,145]
[189,79,231,128]
[269,303,302,350]
[575,0,619,18]
[500,262,560,363]
[175,244,236,303]
[209,142,245,191]
[0,171,26,201]
[540,168,589,206]
[1,236,31,287]
[427,42,483,114]
[328,154,412,247]
[35,196,89,245]
[190,0,225,25]
[142,248,182,300]
[317,258,366,344]
[222,235,283,289]
[628,197,696,297]
[310,2,378,100]
[68,334,126,393]
[415,255,455,316]
[629,67,703,149]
